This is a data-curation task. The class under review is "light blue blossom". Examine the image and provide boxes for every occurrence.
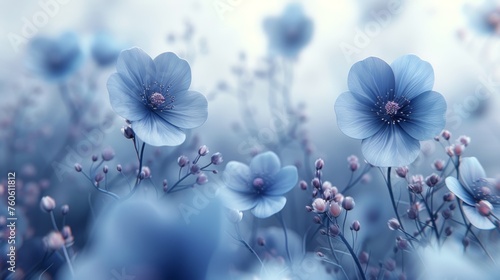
[90,32,122,67]
[263,3,313,59]
[445,157,500,230]
[27,32,84,81]
[334,55,447,167]
[107,47,208,146]
[221,151,298,218]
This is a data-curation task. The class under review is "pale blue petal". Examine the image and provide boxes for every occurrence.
[251,196,287,218]
[335,91,383,139]
[220,188,258,211]
[131,113,185,146]
[391,55,434,100]
[463,204,496,230]
[460,157,487,188]
[153,52,191,95]
[399,91,446,140]
[116,48,155,90]
[361,125,420,167]
[266,166,298,196]
[157,91,208,129]
[223,161,252,193]
[250,152,281,177]
[348,57,395,102]
[107,73,148,121]
[445,177,476,205]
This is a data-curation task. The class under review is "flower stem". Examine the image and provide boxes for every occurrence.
[277,212,292,264]
[50,211,74,276]
[386,168,404,232]
[338,232,366,280]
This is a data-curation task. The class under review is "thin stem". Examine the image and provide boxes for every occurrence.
[338,232,366,280]
[235,224,266,273]
[386,168,404,232]
[277,213,292,264]
[419,194,440,242]
[122,142,146,200]
[50,212,74,276]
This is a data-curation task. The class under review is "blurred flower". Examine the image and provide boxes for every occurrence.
[107,48,208,146]
[221,151,298,218]
[27,32,84,81]
[263,3,313,59]
[445,157,500,229]
[334,55,447,167]
[90,32,122,67]
[43,231,65,251]
[464,1,500,36]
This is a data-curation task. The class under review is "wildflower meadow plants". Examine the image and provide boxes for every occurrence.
[3,2,500,280]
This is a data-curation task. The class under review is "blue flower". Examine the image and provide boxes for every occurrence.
[221,151,298,218]
[445,157,500,230]
[27,32,84,81]
[107,48,208,146]
[263,3,313,59]
[334,55,447,167]
[91,32,123,67]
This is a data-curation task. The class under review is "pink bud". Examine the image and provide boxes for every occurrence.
[329,202,342,217]
[40,196,56,212]
[351,220,361,231]
[342,196,355,211]
[441,130,451,140]
[43,231,65,251]
[177,155,189,167]
[315,158,324,170]
[395,166,408,178]
[388,218,401,230]
[312,198,327,213]
[198,145,209,156]
[477,200,493,216]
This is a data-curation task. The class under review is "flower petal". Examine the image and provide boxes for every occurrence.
[348,57,395,103]
[220,188,258,211]
[399,91,446,140]
[391,55,435,100]
[131,112,186,146]
[107,73,148,121]
[116,48,155,90]
[251,196,287,218]
[361,125,420,167]
[223,161,252,193]
[460,157,487,188]
[266,166,298,196]
[335,91,384,139]
[157,91,208,129]
[462,204,496,230]
[153,52,191,95]
[445,177,476,205]
[250,152,281,177]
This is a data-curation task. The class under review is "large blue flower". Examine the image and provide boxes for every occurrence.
[27,32,84,81]
[334,55,447,167]
[221,152,298,218]
[445,157,500,230]
[107,48,208,146]
[263,3,313,59]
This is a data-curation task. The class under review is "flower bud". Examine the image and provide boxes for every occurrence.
[441,130,451,140]
[312,198,327,213]
[445,227,453,236]
[445,146,454,157]
[141,166,151,179]
[315,158,324,170]
[443,192,455,202]
[40,196,56,212]
[116,164,122,172]
[95,173,104,183]
[395,166,409,178]
[388,218,401,230]
[384,259,396,271]
[299,180,308,190]
[351,220,361,231]
[74,163,82,172]
[190,164,201,174]
[101,147,115,161]
[396,238,409,250]
[313,215,322,224]
[61,205,69,215]
[211,152,223,165]
[342,196,355,211]
[329,202,342,217]
[177,155,189,167]
[103,165,109,174]
[462,237,470,248]
[359,251,369,264]
[311,178,320,188]
[92,155,98,162]
[257,237,266,246]
[62,226,74,244]
[477,200,493,216]
[453,144,464,156]
[334,193,344,203]
[305,206,313,212]
[121,126,135,139]
[433,159,445,171]
[425,174,440,187]
[196,173,208,185]
[407,206,418,220]
[458,135,471,147]
[198,145,209,156]
[329,224,340,237]
[43,231,65,251]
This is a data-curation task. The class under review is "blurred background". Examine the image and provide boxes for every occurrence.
[1,0,500,279]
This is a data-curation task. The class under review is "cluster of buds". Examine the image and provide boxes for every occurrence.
[441,131,471,157]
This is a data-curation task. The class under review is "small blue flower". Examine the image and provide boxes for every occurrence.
[445,157,500,230]
[263,3,313,59]
[27,32,84,81]
[91,32,123,67]
[221,151,298,218]
[334,55,447,167]
[107,48,208,146]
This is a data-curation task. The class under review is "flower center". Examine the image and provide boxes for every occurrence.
[385,101,400,115]
[149,92,165,107]
[253,178,265,190]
